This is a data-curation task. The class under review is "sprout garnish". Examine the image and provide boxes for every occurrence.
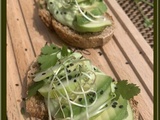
[28,44,140,120]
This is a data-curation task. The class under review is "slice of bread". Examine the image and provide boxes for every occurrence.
[38,0,115,48]
[26,60,139,120]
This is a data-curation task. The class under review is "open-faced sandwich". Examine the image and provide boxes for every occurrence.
[38,0,114,48]
[26,44,140,120]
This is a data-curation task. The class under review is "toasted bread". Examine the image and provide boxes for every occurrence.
[26,60,139,120]
[38,0,115,48]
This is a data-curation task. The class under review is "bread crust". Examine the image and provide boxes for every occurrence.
[38,0,115,48]
[26,60,139,120]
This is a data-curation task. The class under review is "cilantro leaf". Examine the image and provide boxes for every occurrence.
[37,44,60,71]
[41,44,60,54]
[115,80,140,100]
[27,80,45,99]
[61,45,69,57]
[38,54,58,71]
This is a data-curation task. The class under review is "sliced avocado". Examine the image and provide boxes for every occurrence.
[46,0,110,32]
[56,73,114,119]
[73,19,111,32]
[91,96,130,120]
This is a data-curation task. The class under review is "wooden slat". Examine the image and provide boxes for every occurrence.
[7,0,35,80]
[105,7,153,97]
[105,0,153,70]
[7,27,25,120]
[17,0,64,55]
[102,39,153,120]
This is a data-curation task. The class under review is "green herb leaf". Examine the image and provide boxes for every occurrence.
[27,80,45,99]
[37,44,60,71]
[61,45,69,57]
[41,44,59,55]
[115,80,140,100]
[144,18,153,28]
[38,54,58,71]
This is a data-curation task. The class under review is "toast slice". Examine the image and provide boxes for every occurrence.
[26,60,139,120]
[38,0,115,48]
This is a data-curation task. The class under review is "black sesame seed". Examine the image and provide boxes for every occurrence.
[125,61,129,64]
[46,77,50,79]
[139,51,142,54]
[70,99,73,101]
[113,102,118,105]
[38,63,42,66]
[42,73,46,75]
[94,67,97,71]
[57,83,61,86]
[60,12,63,14]
[112,94,116,97]
[98,51,102,56]
[89,98,94,103]
[62,105,66,109]
[50,2,53,4]
[52,47,56,49]
[112,104,116,108]
[67,65,70,68]
[112,79,115,82]
[119,105,123,108]
[78,98,82,102]
[15,84,19,86]
[80,56,83,59]
[100,90,104,95]
[68,75,72,80]
[67,69,71,73]
[56,11,59,14]
[70,63,74,66]
[75,73,80,77]
[64,11,67,14]
[105,104,108,107]
[115,87,118,90]
[22,98,26,101]
[74,79,77,82]
[52,87,55,89]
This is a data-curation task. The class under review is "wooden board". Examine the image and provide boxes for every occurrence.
[7,0,153,120]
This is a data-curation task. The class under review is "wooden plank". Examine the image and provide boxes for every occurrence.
[102,39,153,120]
[103,8,153,97]
[7,0,35,80]
[17,0,64,55]
[105,0,153,70]
[7,27,25,120]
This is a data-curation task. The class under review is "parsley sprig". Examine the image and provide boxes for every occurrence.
[115,80,141,100]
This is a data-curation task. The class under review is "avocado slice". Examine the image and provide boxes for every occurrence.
[73,19,112,32]
[91,96,131,120]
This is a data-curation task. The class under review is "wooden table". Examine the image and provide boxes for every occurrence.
[7,0,153,120]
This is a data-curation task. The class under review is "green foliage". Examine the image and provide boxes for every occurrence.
[61,45,69,57]
[41,44,60,55]
[38,54,58,71]
[115,80,140,100]
[144,18,153,28]
[37,44,60,71]
[133,0,153,28]
[27,80,45,99]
